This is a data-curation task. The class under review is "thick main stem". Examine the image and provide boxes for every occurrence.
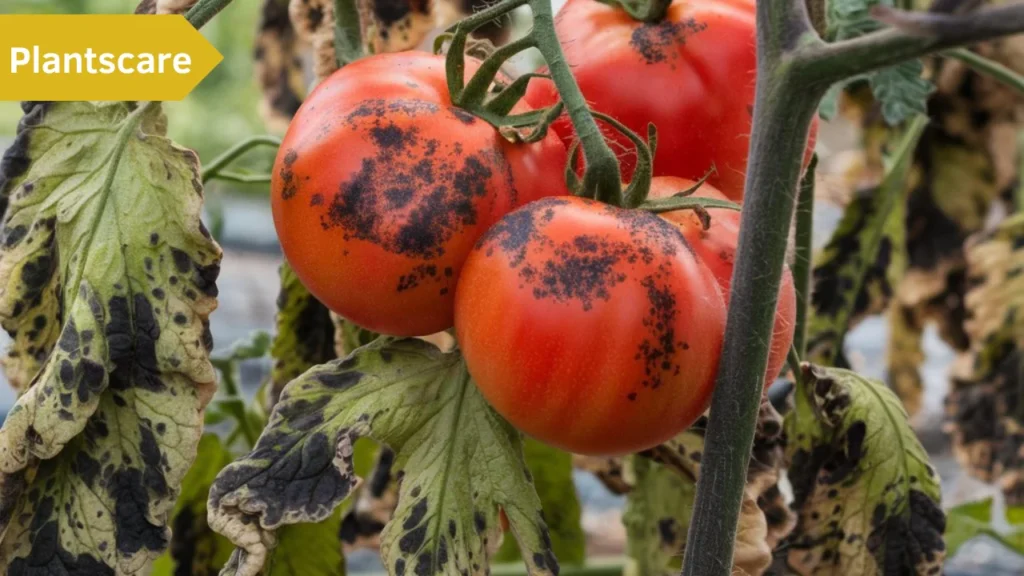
[681,2,820,575]
[529,0,623,205]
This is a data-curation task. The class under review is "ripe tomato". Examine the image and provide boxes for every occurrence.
[649,177,795,383]
[455,197,726,455]
[271,52,569,336]
[523,0,817,201]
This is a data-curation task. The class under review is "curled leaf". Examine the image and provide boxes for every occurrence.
[208,339,558,576]
[0,101,220,573]
[784,364,945,575]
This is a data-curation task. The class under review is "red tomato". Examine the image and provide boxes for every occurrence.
[649,177,795,383]
[523,0,817,201]
[271,52,569,337]
[455,197,726,455]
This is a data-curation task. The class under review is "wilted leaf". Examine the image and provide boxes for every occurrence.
[572,455,630,495]
[632,400,789,576]
[208,338,557,576]
[0,101,220,573]
[152,434,235,576]
[623,455,692,576]
[495,438,585,566]
[269,262,335,407]
[256,0,307,133]
[947,213,1024,503]
[808,115,926,365]
[784,364,945,575]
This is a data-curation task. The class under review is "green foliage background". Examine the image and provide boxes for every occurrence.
[0,0,269,171]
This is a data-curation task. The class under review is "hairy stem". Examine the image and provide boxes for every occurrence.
[796,3,1024,85]
[793,155,817,358]
[528,0,623,205]
[185,0,236,29]
[682,2,819,575]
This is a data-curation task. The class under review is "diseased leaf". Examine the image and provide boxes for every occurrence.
[633,400,790,576]
[269,263,336,407]
[0,101,220,573]
[333,312,379,358]
[152,434,235,576]
[948,213,1024,504]
[495,438,585,566]
[808,115,926,365]
[255,0,307,133]
[623,455,692,576]
[340,444,394,552]
[208,338,557,576]
[784,364,945,575]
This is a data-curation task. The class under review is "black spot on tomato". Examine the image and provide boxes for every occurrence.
[629,18,708,66]
[280,148,299,200]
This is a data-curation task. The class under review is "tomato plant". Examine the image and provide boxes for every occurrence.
[271,51,568,337]
[649,177,795,384]
[1,0,1021,575]
[524,0,818,201]
[455,196,726,455]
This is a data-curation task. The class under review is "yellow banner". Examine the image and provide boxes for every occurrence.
[0,15,223,101]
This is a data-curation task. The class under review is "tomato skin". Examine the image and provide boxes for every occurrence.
[455,197,726,456]
[271,52,569,337]
[649,177,795,383]
[523,0,817,201]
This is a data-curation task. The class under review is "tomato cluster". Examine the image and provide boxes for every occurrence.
[272,0,802,456]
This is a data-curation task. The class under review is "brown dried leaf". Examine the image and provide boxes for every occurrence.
[256,0,308,133]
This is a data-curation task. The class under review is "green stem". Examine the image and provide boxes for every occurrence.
[682,2,820,575]
[528,0,623,206]
[206,171,273,185]
[185,0,236,29]
[201,135,281,183]
[944,47,1024,96]
[793,155,817,358]
[333,0,365,67]
[1018,131,1024,213]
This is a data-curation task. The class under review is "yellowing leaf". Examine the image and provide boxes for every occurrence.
[208,338,557,576]
[0,101,220,573]
[784,364,945,575]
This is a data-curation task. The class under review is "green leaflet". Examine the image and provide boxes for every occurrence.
[807,115,925,365]
[269,262,336,406]
[152,434,236,576]
[494,438,585,566]
[623,455,693,576]
[821,0,933,124]
[0,101,221,573]
[208,338,557,576]
[267,509,347,576]
[784,364,945,575]
[944,498,1024,558]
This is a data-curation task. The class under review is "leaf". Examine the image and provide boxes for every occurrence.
[807,115,926,365]
[208,338,558,576]
[0,101,220,572]
[267,510,347,576]
[945,498,1024,558]
[269,262,336,407]
[152,434,236,576]
[635,400,790,576]
[870,60,932,126]
[255,0,306,133]
[783,364,946,575]
[824,0,933,125]
[495,438,585,566]
[947,213,1024,503]
[623,455,693,576]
